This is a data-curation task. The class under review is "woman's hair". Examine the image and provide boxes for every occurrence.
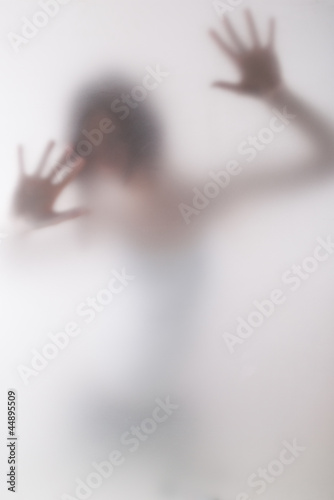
[70,77,163,174]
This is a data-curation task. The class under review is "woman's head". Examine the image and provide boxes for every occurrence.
[70,78,163,182]
[64,77,165,223]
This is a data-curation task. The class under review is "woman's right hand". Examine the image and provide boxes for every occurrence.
[12,141,88,230]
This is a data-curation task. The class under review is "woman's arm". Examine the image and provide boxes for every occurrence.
[264,84,334,167]
[209,10,334,198]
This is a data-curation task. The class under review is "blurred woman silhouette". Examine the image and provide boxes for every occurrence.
[9,10,334,499]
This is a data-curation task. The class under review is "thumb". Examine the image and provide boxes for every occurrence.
[212,81,243,93]
[51,207,90,225]
[32,208,90,231]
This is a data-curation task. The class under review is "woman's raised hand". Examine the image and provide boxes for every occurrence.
[12,141,88,229]
[210,10,282,97]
